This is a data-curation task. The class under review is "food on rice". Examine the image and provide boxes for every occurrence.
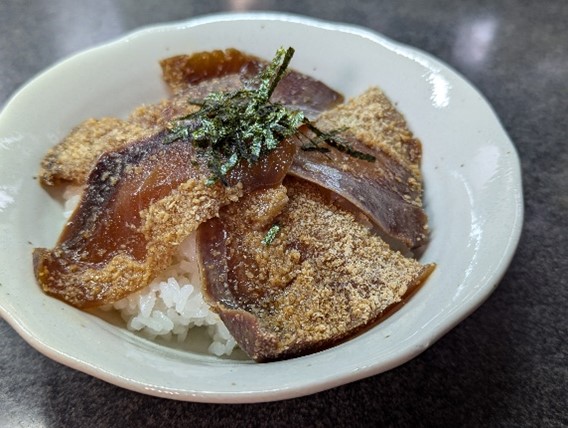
[199,177,434,361]
[33,47,434,361]
[107,233,237,357]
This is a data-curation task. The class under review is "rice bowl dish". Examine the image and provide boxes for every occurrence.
[0,13,522,402]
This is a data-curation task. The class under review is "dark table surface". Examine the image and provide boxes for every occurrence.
[1,1,566,427]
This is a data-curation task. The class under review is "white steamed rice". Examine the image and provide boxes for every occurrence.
[64,187,237,357]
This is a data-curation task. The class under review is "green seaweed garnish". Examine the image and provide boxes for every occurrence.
[300,120,376,162]
[165,46,375,185]
[262,224,281,246]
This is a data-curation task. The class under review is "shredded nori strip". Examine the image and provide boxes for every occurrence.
[262,224,281,246]
[165,47,374,185]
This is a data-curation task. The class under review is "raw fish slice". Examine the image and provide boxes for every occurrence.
[197,177,435,362]
[39,119,150,186]
[290,87,429,250]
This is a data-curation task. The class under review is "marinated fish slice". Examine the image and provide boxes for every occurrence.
[160,48,344,117]
[33,131,297,308]
[39,49,262,189]
[290,87,429,250]
[40,49,342,188]
[160,48,258,93]
[127,75,243,129]
[314,87,424,183]
[39,119,151,186]
[198,177,435,362]
[37,78,242,188]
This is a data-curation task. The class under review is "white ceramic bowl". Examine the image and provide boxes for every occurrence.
[0,13,523,403]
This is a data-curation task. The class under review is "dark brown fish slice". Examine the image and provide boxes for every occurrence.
[34,133,297,308]
[290,137,428,250]
[290,87,429,250]
[161,48,344,118]
[197,177,435,362]
[160,48,256,92]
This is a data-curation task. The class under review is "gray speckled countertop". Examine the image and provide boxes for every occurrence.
[1,1,566,426]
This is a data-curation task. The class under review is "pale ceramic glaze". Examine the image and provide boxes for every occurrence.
[0,13,523,403]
